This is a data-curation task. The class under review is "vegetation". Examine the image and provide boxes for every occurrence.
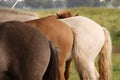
[69,53,120,80]
[1,0,120,9]
[35,7,120,80]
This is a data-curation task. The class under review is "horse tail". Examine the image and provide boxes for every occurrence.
[98,28,112,80]
[71,31,89,79]
[43,42,60,80]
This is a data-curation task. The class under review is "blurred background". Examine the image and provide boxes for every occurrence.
[0,0,120,9]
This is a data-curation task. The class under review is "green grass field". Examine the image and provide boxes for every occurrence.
[34,7,120,80]
[68,53,120,80]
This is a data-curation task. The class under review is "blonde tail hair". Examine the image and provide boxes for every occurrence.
[98,28,112,80]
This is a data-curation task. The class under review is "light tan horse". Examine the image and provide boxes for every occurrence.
[0,7,39,22]
[58,14,112,80]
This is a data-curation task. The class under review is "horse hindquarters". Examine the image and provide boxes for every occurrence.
[98,28,112,80]
[72,32,90,80]
[43,42,60,80]
[72,29,111,80]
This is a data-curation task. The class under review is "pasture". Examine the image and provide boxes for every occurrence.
[35,7,120,80]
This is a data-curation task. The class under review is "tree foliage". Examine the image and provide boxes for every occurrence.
[0,0,14,7]
[0,0,120,9]
[112,0,120,7]
[66,0,90,8]
[24,0,42,8]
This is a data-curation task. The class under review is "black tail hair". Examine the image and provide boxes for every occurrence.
[43,42,60,80]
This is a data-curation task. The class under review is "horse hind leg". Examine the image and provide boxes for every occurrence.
[59,51,70,80]
[72,42,90,80]
[98,28,112,80]
[73,53,99,80]
[71,32,90,80]
[59,54,67,80]
[88,62,99,80]
[64,58,72,80]
[59,64,65,80]
[72,32,99,80]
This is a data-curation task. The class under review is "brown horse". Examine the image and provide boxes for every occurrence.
[25,16,73,80]
[0,21,60,80]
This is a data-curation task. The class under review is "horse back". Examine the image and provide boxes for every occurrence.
[26,17,73,53]
[0,7,39,22]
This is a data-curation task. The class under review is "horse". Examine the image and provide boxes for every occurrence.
[0,8,73,80]
[25,16,73,80]
[0,21,60,80]
[0,7,39,22]
[57,11,112,80]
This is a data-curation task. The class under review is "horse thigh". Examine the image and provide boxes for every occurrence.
[58,37,73,80]
[58,53,66,80]
[22,53,50,80]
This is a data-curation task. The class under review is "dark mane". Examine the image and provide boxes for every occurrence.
[56,10,79,19]
[56,10,72,19]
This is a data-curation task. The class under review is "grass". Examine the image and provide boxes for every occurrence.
[112,53,120,80]
[69,62,79,80]
[69,53,120,80]
[33,7,120,80]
